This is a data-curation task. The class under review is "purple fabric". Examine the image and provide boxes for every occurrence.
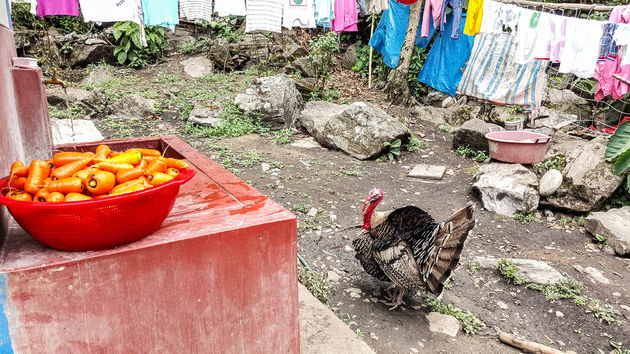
[36,0,79,18]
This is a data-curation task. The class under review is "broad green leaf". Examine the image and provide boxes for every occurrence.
[627,174,630,190]
[117,51,127,65]
[612,148,630,175]
[113,26,123,41]
[131,33,142,49]
[605,122,630,161]
[391,139,402,148]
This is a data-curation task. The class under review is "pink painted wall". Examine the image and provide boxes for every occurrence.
[0,25,52,241]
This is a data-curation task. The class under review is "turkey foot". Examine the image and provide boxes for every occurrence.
[384,287,406,310]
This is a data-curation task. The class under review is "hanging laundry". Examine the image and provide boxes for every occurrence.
[458,33,550,110]
[357,0,367,17]
[79,0,142,25]
[589,117,630,134]
[315,0,335,27]
[283,0,316,28]
[369,0,436,68]
[397,0,418,4]
[35,0,79,18]
[463,0,483,36]
[418,13,474,96]
[332,0,358,32]
[558,18,603,79]
[420,0,442,37]
[180,0,213,22]
[0,0,10,29]
[545,15,567,63]
[245,0,283,33]
[368,0,389,14]
[440,0,463,39]
[595,6,630,101]
[479,1,520,34]
[142,0,179,31]
[514,10,552,65]
[214,0,246,17]
[599,23,619,60]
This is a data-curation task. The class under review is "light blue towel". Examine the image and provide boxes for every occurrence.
[314,0,334,27]
[142,0,179,32]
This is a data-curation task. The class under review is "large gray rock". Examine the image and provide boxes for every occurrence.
[181,56,213,78]
[540,133,624,212]
[279,35,308,61]
[109,94,155,119]
[298,101,410,160]
[188,102,223,127]
[426,312,460,337]
[414,106,451,125]
[445,105,481,126]
[286,56,317,78]
[475,256,565,284]
[473,163,539,216]
[535,107,577,131]
[452,118,501,152]
[69,43,116,67]
[542,88,589,116]
[230,33,269,62]
[341,44,357,70]
[47,86,108,114]
[51,118,104,145]
[586,206,630,256]
[487,106,527,127]
[81,66,113,86]
[208,39,235,70]
[234,75,304,128]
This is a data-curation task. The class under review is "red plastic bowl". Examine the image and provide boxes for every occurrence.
[486,131,551,164]
[0,168,195,252]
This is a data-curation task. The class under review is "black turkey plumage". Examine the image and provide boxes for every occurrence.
[352,188,475,310]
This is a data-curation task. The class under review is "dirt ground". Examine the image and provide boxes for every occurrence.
[66,53,630,354]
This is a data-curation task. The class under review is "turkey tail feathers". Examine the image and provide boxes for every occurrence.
[423,203,475,295]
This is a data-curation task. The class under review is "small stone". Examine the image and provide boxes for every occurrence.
[344,245,353,252]
[370,332,378,340]
[539,169,563,196]
[543,209,554,217]
[426,312,460,337]
[497,301,509,310]
[327,271,341,282]
[573,265,610,285]
[349,292,361,298]
[290,137,321,149]
[408,164,447,180]
[261,163,270,172]
[612,292,621,297]
[306,207,318,217]
[555,311,564,317]
[181,56,213,78]
[410,348,419,353]
[558,340,565,347]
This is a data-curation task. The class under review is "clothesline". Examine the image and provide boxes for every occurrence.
[493,0,615,12]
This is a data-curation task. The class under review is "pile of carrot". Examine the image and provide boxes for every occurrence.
[3,145,189,203]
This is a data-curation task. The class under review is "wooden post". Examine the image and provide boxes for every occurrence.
[368,15,375,89]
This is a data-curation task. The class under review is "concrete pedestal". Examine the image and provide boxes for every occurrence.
[0,137,299,353]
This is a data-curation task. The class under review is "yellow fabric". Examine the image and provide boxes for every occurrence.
[463,0,484,36]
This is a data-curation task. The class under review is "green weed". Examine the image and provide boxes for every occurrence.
[456,145,489,163]
[274,129,293,144]
[425,295,486,335]
[535,156,566,174]
[594,234,608,250]
[291,204,312,214]
[340,167,365,177]
[497,259,527,285]
[513,212,534,224]
[298,267,332,305]
[439,124,453,132]
[182,102,269,139]
[407,134,428,152]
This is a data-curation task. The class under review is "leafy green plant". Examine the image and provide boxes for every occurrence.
[439,124,452,132]
[178,36,212,54]
[290,204,312,214]
[506,116,523,122]
[353,36,388,85]
[274,129,293,144]
[594,234,608,250]
[535,156,566,174]
[497,259,527,285]
[513,212,534,224]
[340,167,364,177]
[605,122,630,177]
[408,47,429,101]
[182,102,269,139]
[308,89,342,102]
[407,134,428,152]
[309,32,339,90]
[298,267,332,305]
[113,22,166,68]
[379,139,402,162]
[456,145,489,163]
[425,295,486,335]
[467,261,481,274]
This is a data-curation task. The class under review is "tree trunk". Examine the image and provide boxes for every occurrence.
[385,1,423,106]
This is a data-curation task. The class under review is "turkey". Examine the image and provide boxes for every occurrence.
[352,188,475,310]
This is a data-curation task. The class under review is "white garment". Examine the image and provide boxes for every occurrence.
[0,0,9,29]
[367,0,388,14]
[179,0,213,22]
[245,0,283,33]
[79,0,142,24]
[515,10,551,64]
[30,0,37,15]
[559,18,604,78]
[283,0,316,28]
[614,23,630,67]
[214,0,246,17]
[479,1,521,34]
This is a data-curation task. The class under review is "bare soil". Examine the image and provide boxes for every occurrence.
[64,53,630,354]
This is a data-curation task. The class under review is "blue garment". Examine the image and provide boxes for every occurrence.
[417,13,474,96]
[440,0,463,39]
[368,0,436,69]
[599,23,619,60]
[142,0,179,32]
[315,0,334,27]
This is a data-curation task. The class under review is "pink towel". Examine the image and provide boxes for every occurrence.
[332,0,358,33]
[36,0,79,17]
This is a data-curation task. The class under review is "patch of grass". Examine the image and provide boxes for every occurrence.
[48,105,87,119]
[299,217,320,230]
[594,234,608,250]
[85,76,141,101]
[298,267,332,305]
[339,167,365,177]
[513,211,534,224]
[178,36,212,54]
[535,156,566,174]
[274,129,293,144]
[308,88,342,102]
[497,259,527,285]
[407,134,428,152]
[182,102,269,139]
[425,295,486,335]
[290,203,312,214]
[456,145,489,163]
[467,260,481,275]
[576,215,586,227]
[439,124,452,132]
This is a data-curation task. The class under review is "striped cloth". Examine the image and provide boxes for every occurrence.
[457,32,549,110]
[180,0,213,22]
[245,0,284,33]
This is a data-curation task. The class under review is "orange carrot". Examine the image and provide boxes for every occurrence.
[34,189,50,202]
[10,161,29,177]
[64,193,92,202]
[51,157,92,180]
[164,158,189,169]
[85,171,116,195]
[105,150,142,165]
[48,177,84,194]
[94,144,111,163]
[93,162,135,173]
[109,151,122,158]
[126,148,162,157]
[24,160,51,194]
[52,152,94,167]
[116,168,144,184]
[136,159,148,169]
[42,178,51,189]
[93,194,110,199]
[72,169,93,181]
[6,191,32,202]
[45,192,65,203]
[166,168,180,178]
[8,176,27,190]
[144,157,167,174]
[147,172,174,186]
[110,178,150,196]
